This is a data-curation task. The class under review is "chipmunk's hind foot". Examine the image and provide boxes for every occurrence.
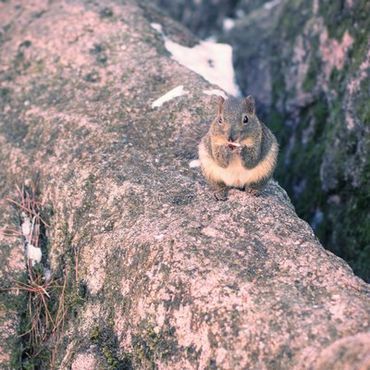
[214,188,228,201]
[210,182,228,201]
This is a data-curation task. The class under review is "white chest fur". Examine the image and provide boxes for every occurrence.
[198,141,278,188]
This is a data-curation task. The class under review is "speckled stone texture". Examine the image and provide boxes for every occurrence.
[0,1,369,369]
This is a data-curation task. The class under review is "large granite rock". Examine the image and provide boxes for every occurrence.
[0,0,369,369]
[151,0,370,282]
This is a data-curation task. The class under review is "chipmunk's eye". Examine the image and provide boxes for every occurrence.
[218,117,223,124]
[243,115,248,124]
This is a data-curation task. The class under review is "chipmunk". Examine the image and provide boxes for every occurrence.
[198,95,278,200]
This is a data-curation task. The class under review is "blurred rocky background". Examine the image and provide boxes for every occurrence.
[151,0,370,281]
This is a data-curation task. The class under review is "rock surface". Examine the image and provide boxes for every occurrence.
[152,0,370,282]
[0,0,369,369]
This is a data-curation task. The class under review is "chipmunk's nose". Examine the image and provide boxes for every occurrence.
[229,131,237,142]
[229,126,240,142]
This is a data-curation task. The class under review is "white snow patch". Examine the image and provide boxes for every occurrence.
[223,18,235,31]
[189,159,201,168]
[203,89,228,99]
[27,243,42,265]
[151,23,240,96]
[165,39,240,96]
[151,85,188,108]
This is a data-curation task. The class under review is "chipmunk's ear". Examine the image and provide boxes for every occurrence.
[245,95,255,115]
[217,96,225,116]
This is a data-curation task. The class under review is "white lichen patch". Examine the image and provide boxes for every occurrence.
[151,85,188,108]
[189,159,201,168]
[21,212,32,241]
[21,212,42,265]
[26,243,42,265]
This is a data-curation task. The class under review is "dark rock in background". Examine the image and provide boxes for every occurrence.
[151,0,370,282]
[149,0,238,38]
